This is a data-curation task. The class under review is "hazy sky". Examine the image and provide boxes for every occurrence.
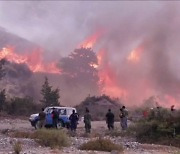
[0,1,170,56]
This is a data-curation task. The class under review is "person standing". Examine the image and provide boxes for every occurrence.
[38,108,46,128]
[69,110,79,132]
[106,109,114,130]
[84,108,91,133]
[120,106,128,130]
[52,108,59,128]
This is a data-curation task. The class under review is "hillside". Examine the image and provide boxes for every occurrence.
[0,27,53,102]
[75,95,123,121]
[0,27,40,52]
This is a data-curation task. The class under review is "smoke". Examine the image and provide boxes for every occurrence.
[0,2,180,107]
[96,3,180,107]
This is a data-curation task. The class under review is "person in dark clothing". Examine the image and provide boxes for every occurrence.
[84,108,91,133]
[38,108,46,128]
[69,110,79,132]
[171,105,175,112]
[106,109,114,130]
[52,108,59,128]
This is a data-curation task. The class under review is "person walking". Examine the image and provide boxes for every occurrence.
[38,108,46,128]
[106,109,114,130]
[84,108,91,133]
[120,106,128,130]
[69,110,79,132]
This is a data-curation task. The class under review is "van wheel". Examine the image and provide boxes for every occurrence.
[56,121,63,129]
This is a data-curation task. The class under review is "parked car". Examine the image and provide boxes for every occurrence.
[29,106,77,129]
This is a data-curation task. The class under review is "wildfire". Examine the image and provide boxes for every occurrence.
[78,31,102,49]
[159,95,180,108]
[127,47,143,63]
[0,47,60,74]
[90,63,98,68]
[78,33,180,108]
[97,49,128,99]
[99,68,128,99]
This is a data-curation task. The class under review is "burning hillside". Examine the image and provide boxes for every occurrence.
[0,2,180,108]
[0,47,60,74]
[0,28,180,108]
[0,27,60,74]
[78,30,180,108]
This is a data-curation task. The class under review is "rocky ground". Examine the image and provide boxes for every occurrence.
[0,118,179,154]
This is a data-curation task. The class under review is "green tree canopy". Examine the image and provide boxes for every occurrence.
[40,77,60,107]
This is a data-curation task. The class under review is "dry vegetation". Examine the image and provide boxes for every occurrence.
[13,141,22,154]
[79,138,123,152]
[12,129,69,149]
[119,108,180,148]
[34,129,69,149]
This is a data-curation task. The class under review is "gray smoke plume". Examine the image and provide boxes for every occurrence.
[0,2,180,107]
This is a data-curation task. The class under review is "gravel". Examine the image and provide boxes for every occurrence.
[0,118,179,154]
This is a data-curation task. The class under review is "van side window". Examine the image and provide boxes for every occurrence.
[59,109,66,115]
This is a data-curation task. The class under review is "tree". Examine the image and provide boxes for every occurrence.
[0,89,6,111]
[60,48,99,93]
[0,59,5,80]
[40,77,60,106]
[0,59,6,111]
[7,96,40,116]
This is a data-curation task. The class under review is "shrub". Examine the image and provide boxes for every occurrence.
[79,138,123,152]
[33,129,69,149]
[128,109,180,148]
[10,129,70,149]
[5,96,42,116]
[76,95,122,121]
[13,141,22,154]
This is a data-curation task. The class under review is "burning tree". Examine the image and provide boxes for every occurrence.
[40,77,60,106]
[59,48,99,96]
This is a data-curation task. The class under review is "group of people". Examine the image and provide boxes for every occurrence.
[105,106,128,131]
[38,106,128,133]
[38,107,59,129]
[69,108,91,133]
[82,106,128,133]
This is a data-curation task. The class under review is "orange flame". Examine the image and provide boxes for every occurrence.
[0,47,60,74]
[97,49,128,99]
[78,32,180,108]
[127,47,143,63]
[99,68,128,99]
[78,31,102,49]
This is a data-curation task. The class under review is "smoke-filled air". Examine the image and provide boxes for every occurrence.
[0,1,180,108]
